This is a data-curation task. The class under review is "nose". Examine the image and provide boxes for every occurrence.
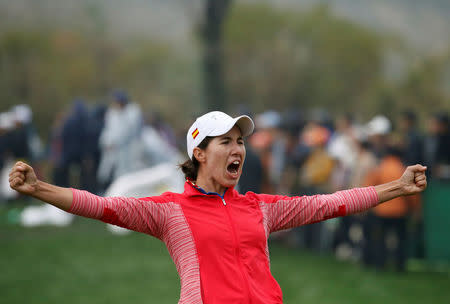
[230,141,245,158]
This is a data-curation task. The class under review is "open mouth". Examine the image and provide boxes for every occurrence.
[227,160,240,175]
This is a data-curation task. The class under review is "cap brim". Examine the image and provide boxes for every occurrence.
[208,115,254,138]
[235,115,254,137]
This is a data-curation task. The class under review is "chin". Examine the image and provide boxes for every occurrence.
[223,177,240,188]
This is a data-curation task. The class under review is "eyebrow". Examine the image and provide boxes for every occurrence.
[220,136,244,141]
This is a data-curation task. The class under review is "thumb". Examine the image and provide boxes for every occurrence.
[409,164,427,172]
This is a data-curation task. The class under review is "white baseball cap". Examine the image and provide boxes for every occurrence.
[187,111,254,159]
[12,104,32,124]
[366,115,391,136]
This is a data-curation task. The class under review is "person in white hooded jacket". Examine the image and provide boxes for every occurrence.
[97,90,143,186]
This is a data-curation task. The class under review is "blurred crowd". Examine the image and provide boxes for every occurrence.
[242,108,449,271]
[47,91,180,195]
[0,91,180,199]
[0,93,449,271]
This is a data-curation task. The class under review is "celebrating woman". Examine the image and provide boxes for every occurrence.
[9,111,427,304]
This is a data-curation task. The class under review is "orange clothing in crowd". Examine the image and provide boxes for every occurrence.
[365,156,420,218]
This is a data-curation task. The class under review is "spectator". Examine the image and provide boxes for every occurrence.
[53,100,89,188]
[0,112,15,169]
[328,113,358,191]
[84,104,108,194]
[363,146,420,271]
[366,115,391,160]
[49,110,66,185]
[235,106,264,194]
[332,125,378,261]
[97,90,143,189]
[298,121,334,194]
[250,111,288,194]
[9,105,33,162]
[423,112,450,180]
[296,121,335,252]
[398,111,423,166]
[237,143,263,194]
[140,111,181,168]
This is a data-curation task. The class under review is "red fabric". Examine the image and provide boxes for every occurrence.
[101,208,126,227]
[69,183,379,303]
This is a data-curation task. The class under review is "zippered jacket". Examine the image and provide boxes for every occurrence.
[69,182,379,303]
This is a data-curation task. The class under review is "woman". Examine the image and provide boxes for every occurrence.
[9,111,427,304]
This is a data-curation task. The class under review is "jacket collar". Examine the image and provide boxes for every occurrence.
[183,180,238,200]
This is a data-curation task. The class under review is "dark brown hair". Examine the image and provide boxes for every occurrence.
[179,136,213,181]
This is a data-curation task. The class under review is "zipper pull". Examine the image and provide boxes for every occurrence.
[221,198,227,206]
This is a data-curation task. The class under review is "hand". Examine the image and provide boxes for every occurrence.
[399,164,427,195]
[9,161,38,196]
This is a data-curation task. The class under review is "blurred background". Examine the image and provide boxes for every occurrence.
[1,0,449,303]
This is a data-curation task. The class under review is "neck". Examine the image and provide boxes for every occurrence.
[195,175,227,196]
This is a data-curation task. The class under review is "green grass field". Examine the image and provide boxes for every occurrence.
[1,204,449,304]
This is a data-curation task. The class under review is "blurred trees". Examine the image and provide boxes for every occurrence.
[396,52,450,113]
[0,30,200,138]
[0,3,448,136]
[223,3,449,119]
[223,4,384,114]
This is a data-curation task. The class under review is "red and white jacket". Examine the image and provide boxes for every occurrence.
[69,181,379,303]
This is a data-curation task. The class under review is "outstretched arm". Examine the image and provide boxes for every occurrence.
[257,164,428,233]
[9,161,73,211]
[374,164,427,203]
[9,161,170,239]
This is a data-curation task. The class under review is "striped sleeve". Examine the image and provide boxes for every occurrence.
[69,189,170,239]
[256,186,379,233]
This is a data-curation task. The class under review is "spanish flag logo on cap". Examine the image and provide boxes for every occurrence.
[192,128,199,139]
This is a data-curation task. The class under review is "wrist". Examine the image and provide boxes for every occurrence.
[29,180,73,211]
[394,179,409,196]
[374,179,405,204]
[31,180,45,198]
[386,179,405,199]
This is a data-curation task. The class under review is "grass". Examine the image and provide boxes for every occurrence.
[1,203,449,304]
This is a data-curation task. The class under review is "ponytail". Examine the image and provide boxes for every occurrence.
[179,158,199,181]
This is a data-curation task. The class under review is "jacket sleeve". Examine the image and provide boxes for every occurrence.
[254,187,379,233]
[69,189,170,239]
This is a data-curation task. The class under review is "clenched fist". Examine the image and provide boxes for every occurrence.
[399,164,427,195]
[9,161,38,196]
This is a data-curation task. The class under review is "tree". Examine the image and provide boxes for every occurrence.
[200,0,232,111]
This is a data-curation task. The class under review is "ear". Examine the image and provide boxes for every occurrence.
[193,147,206,163]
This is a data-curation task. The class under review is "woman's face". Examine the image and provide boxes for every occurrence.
[197,125,246,189]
